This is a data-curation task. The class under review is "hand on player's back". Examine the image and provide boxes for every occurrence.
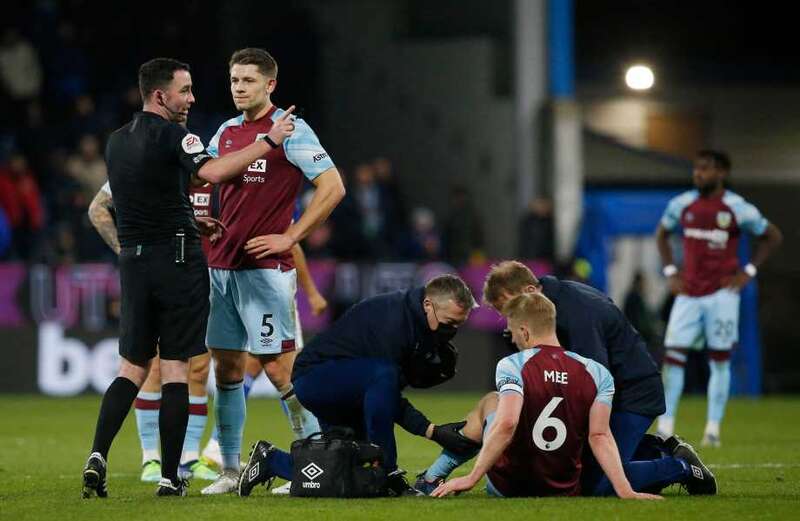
[266,105,296,146]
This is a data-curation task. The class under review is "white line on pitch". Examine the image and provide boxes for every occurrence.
[708,463,800,469]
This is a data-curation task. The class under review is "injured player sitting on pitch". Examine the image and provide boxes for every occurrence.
[421,292,715,499]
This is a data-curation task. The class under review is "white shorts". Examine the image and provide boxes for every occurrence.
[664,288,740,350]
[206,268,297,355]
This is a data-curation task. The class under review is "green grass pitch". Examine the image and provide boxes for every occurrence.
[1,393,798,520]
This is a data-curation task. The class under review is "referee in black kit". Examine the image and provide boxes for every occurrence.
[81,58,297,498]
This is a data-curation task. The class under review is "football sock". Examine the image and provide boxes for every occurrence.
[266,447,293,481]
[605,458,687,496]
[160,383,189,485]
[424,449,470,481]
[706,360,731,433]
[216,380,246,471]
[135,391,161,463]
[281,385,321,439]
[658,358,686,436]
[181,394,208,464]
[91,377,139,460]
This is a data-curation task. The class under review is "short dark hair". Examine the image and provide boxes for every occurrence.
[138,58,190,101]
[229,48,278,79]
[697,149,731,172]
[425,274,476,311]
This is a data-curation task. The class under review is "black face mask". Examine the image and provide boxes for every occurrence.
[435,323,458,343]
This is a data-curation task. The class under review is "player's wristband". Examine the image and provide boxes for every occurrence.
[744,263,757,277]
[260,134,279,148]
[662,264,678,277]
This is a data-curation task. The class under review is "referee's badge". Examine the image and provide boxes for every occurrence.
[181,133,204,154]
[716,211,732,228]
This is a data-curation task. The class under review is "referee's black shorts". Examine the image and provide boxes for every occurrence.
[118,242,209,364]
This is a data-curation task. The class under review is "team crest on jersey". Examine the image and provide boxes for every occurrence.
[685,212,694,223]
[181,133,204,154]
[716,211,732,228]
[248,159,268,173]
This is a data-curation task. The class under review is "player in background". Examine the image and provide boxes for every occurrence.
[201,47,345,495]
[88,182,221,482]
[655,150,782,446]
[430,294,709,498]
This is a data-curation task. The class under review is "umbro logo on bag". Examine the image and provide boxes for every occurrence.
[301,462,324,488]
[301,462,323,481]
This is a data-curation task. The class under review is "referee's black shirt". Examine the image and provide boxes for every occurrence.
[106,111,212,246]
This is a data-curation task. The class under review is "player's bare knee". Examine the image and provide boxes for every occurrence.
[211,348,246,383]
[259,353,292,391]
[160,359,189,385]
[188,352,211,386]
[118,357,151,388]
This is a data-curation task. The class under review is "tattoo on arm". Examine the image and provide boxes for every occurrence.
[88,190,120,255]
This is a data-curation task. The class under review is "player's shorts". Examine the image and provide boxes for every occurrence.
[294,304,304,349]
[664,287,740,350]
[119,243,209,363]
[206,267,297,355]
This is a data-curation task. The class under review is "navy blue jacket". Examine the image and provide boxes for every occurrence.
[293,287,436,435]
[540,276,666,417]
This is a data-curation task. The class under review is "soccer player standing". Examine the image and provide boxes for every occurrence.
[656,150,782,446]
[200,48,345,494]
[81,57,295,498]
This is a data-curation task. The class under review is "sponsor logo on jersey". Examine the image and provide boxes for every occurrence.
[313,152,328,163]
[243,175,266,184]
[192,193,211,207]
[684,227,729,246]
[225,139,233,148]
[248,159,268,173]
[716,211,732,228]
[181,133,204,154]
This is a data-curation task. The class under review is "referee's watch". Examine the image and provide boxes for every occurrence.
[260,134,279,148]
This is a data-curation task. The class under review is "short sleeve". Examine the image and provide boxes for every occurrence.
[495,354,524,396]
[281,116,335,181]
[731,199,768,236]
[660,191,695,231]
[588,359,615,407]
[172,127,212,176]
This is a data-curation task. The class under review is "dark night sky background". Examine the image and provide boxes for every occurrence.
[575,1,799,85]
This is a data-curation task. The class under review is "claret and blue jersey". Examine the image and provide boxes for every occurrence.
[204,106,335,271]
[660,189,768,297]
[488,345,614,497]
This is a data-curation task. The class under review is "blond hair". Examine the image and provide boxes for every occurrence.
[483,260,539,308]
[502,293,556,335]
